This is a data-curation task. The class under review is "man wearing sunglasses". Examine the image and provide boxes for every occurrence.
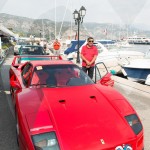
[81,37,98,79]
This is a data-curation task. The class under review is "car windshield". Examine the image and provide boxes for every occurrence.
[31,64,94,87]
[20,46,45,55]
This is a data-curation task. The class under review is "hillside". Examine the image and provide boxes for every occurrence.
[0,13,150,40]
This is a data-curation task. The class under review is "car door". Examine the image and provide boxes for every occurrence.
[93,62,114,86]
[10,63,33,105]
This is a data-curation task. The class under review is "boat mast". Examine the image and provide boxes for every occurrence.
[70,0,73,40]
[42,19,45,39]
[58,0,70,39]
[0,37,1,50]
[55,0,56,39]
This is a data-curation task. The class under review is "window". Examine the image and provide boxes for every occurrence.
[20,46,45,55]
[30,64,94,87]
[22,64,33,86]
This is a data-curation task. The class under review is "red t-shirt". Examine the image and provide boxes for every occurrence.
[81,45,98,67]
[53,42,61,50]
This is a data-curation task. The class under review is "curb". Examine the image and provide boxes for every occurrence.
[113,75,150,94]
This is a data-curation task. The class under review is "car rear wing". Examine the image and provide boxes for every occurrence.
[11,55,63,67]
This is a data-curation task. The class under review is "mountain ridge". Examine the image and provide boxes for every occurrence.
[1,13,150,40]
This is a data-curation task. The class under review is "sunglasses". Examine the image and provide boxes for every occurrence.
[88,40,94,43]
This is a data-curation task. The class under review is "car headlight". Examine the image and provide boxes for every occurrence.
[32,131,60,150]
[125,114,143,135]
[124,145,132,150]
[115,145,132,150]
[115,146,124,150]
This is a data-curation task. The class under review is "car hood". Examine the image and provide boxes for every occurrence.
[38,85,135,149]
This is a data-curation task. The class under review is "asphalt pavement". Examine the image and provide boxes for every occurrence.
[0,51,19,149]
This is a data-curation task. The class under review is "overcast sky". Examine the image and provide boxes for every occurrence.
[0,0,150,26]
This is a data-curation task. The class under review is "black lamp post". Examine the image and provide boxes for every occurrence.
[73,6,86,63]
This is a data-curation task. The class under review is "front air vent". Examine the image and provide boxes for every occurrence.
[59,99,66,103]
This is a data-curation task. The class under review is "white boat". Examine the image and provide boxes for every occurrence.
[126,36,150,45]
[116,40,132,48]
[121,51,150,85]
[96,39,117,47]
[94,42,145,74]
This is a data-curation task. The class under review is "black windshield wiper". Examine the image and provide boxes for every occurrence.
[30,83,47,87]
[31,83,57,87]
[46,84,57,87]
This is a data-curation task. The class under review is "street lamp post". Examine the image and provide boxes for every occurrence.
[73,6,86,63]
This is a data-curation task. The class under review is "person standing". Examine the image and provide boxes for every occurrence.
[53,39,61,56]
[80,37,98,79]
[43,40,47,52]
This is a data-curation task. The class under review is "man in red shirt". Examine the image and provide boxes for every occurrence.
[81,37,98,79]
[53,39,61,55]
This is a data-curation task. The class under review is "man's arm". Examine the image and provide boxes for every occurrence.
[81,54,90,65]
[89,47,98,65]
[89,55,97,65]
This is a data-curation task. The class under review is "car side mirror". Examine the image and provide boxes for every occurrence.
[14,53,19,56]
[10,81,21,90]
[12,64,20,68]
[100,73,114,87]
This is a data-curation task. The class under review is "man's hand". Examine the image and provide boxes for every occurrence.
[86,60,90,66]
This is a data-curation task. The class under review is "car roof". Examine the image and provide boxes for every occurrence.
[29,60,74,66]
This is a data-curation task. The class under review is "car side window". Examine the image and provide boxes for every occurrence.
[21,64,33,86]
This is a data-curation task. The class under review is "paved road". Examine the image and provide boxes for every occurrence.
[0,52,150,150]
[0,52,18,149]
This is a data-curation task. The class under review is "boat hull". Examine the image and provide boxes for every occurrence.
[122,67,150,82]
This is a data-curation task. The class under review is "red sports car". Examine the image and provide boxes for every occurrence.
[10,60,143,150]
